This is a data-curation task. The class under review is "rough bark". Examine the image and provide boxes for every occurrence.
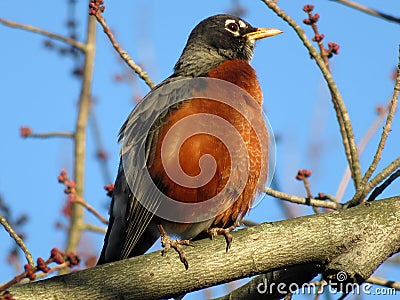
[7,197,400,299]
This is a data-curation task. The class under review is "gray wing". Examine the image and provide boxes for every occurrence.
[98,76,195,263]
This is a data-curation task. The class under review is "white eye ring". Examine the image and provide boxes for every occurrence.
[225,20,240,35]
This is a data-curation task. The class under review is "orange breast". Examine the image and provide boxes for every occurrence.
[148,59,268,227]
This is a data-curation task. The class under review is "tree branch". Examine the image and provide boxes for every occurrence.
[70,196,108,225]
[262,0,362,189]
[8,197,400,299]
[92,9,155,89]
[60,15,97,274]
[361,54,400,183]
[25,132,75,139]
[330,0,400,25]
[0,213,34,267]
[335,105,389,201]
[347,51,400,206]
[367,169,400,202]
[264,187,343,210]
[83,223,107,234]
[366,276,400,290]
[212,263,322,300]
[0,18,85,51]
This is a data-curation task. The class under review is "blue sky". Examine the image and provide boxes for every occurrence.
[1,1,399,299]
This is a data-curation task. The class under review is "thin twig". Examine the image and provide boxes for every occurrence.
[27,132,75,139]
[71,196,108,225]
[364,156,400,199]
[363,57,400,182]
[262,1,362,189]
[0,248,79,292]
[336,106,388,201]
[347,48,400,206]
[0,18,85,51]
[58,170,109,225]
[302,177,320,213]
[17,262,71,284]
[264,187,343,210]
[367,169,400,202]
[366,275,400,290]
[93,11,155,89]
[0,213,34,267]
[330,0,400,25]
[83,223,107,233]
[304,9,329,68]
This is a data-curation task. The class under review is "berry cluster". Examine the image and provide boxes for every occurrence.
[0,248,80,295]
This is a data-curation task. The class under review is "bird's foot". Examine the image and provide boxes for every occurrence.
[158,225,194,270]
[207,221,241,252]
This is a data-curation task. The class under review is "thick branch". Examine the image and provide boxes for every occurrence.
[61,16,97,274]
[212,263,322,300]
[8,197,400,299]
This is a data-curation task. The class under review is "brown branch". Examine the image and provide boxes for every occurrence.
[362,72,399,182]
[330,0,400,25]
[60,16,97,274]
[71,197,108,225]
[83,223,107,234]
[366,275,400,290]
[17,262,72,284]
[0,18,85,51]
[296,170,320,213]
[0,248,80,293]
[25,132,75,139]
[347,47,400,206]
[92,10,155,89]
[7,197,400,299]
[303,7,330,68]
[262,1,362,189]
[58,170,108,226]
[336,105,389,201]
[367,169,400,202]
[0,213,34,267]
[364,156,400,198]
[212,263,322,300]
[264,187,343,210]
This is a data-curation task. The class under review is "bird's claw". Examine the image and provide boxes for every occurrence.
[158,225,194,270]
[207,221,240,252]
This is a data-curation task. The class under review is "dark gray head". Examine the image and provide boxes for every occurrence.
[173,14,282,77]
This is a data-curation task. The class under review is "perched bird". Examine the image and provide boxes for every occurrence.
[98,14,282,268]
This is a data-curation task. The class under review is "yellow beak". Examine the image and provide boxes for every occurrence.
[244,28,283,42]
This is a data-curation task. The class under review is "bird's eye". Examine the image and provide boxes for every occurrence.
[226,22,239,33]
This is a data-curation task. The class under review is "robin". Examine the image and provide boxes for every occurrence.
[98,14,282,268]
